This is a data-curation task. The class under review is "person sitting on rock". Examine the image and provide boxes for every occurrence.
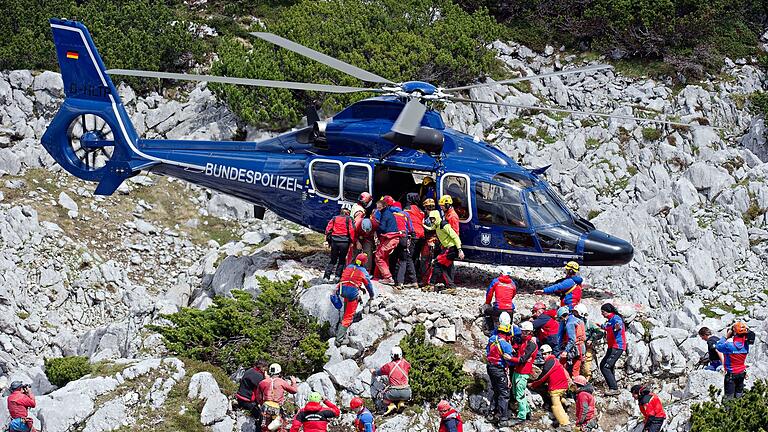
[370,346,411,415]
[235,360,268,428]
[485,321,515,426]
[528,344,570,430]
[350,397,375,432]
[716,321,753,400]
[698,326,724,371]
[335,253,375,346]
[437,400,463,432]
[7,381,36,432]
[532,302,560,357]
[258,363,298,425]
[482,272,516,333]
[324,204,354,281]
[630,384,666,432]
[572,376,597,432]
[290,392,340,432]
[554,306,586,378]
[542,261,583,310]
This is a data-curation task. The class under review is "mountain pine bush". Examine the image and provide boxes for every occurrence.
[690,379,768,432]
[44,356,91,387]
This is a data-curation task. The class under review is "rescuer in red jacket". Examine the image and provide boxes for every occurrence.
[324,205,354,281]
[290,392,340,432]
[437,400,463,432]
[529,344,570,428]
[572,376,597,432]
[631,385,666,432]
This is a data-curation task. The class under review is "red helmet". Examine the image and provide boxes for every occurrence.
[383,195,395,206]
[355,253,368,265]
[532,302,546,311]
[437,400,451,413]
[350,397,364,409]
[572,375,588,386]
[359,192,372,204]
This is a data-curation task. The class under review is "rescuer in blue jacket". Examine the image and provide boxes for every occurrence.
[543,261,583,310]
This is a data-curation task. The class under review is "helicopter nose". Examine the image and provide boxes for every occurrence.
[582,230,634,266]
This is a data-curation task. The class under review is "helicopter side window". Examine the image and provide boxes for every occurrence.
[342,164,371,201]
[475,181,527,228]
[441,174,470,222]
[527,188,571,226]
[310,160,341,198]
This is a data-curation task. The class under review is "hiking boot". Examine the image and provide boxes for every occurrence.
[507,418,525,426]
[334,326,348,347]
[420,284,433,292]
[442,287,457,295]
[604,389,621,396]
[395,284,404,290]
[404,283,418,288]
[384,403,397,415]
[397,401,406,413]
[379,278,395,285]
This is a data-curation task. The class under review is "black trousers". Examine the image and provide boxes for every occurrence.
[237,400,263,428]
[724,371,746,399]
[410,237,425,281]
[645,417,664,432]
[324,240,350,278]
[487,364,510,420]
[600,348,623,390]
[395,237,417,285]
[433,246,458,288]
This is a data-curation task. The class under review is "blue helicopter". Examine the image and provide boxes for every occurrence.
[42,19,704,267]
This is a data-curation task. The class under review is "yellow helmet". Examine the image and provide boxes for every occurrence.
[423,198,435,207]
[438,195,453,206]
[422,176,434,185]
[565,261,580,272]
[497,323,512,334]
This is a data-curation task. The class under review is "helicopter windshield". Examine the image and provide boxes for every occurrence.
[526,188,572,226]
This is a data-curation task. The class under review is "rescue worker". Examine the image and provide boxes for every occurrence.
[483,273,516,333]
[554,306,586,378]
[485,321,514,426]
[438,195,460,235]
[324,205,354,281]
[528,344,570,429]
[350,397,375,432]
[370,346,411,415]
[572,376,597,432]
[630,385,666,432]
[290,392,340,432]
[419,198,438,288]
[532,302,560,354]
[599,303,626,395]
[508,321,538,425]
[573,304,604,381]
[373,197,401,284]
[427,210,464,293]
[716,321,752,399]
[352,191,374,219]
[7,381,36,432]
[335,253,375,346]
[437,400,463,432]
[542,261,583,310]
[258,363,298,426]
[420,176,437,203]
[404,193,425,282]
[392,202,417,289]
[235,360,269,427]
[698,327,724,371]
[350,217,376,273]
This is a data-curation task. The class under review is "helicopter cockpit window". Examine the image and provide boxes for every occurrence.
[475,181,528,228]
[441,174,470,222]
[527,188,571,226]
[310,161,341,198]
[342,164,370,201]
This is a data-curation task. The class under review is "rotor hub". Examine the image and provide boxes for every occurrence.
[400,81,437,96]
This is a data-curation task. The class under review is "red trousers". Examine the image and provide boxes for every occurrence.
[342,298,359,327]
[560,354,583,378]
[375,234,401,279]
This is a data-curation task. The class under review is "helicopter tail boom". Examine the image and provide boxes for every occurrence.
[42,19,152,195]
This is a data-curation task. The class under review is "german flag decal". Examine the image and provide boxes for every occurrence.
[66,51,79,60]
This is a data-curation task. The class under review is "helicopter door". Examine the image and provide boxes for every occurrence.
[341,161,373,203]
[305,158,343,231]
[471,180,537,262]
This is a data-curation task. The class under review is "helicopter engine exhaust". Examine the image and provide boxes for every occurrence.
[382,127,444,154]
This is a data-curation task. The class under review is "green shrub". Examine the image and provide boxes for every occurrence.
[44,356,91,387]
[211,0,503,128]
[690,379,768,432]
[150,277,328,377]
[642,127,662,141]
[400,324,472,404]
[750,92,768,116]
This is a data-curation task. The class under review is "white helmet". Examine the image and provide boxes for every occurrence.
[269,363,282,375]
[540,344,552,354]
[520,321,533,332]
[574,304,588,317]
[341,203,354,213]
[390,346,403,360]
[499,311,512,327]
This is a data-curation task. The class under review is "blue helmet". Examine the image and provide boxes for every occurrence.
[361,218,372,232]
[557,306,570,318]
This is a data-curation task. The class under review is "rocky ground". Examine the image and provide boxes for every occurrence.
[0,31,767,432]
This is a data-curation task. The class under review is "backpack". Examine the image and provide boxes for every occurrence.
[329,284,343,310]
[746,330,756,345]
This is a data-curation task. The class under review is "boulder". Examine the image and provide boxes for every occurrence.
[200,391,230,426]
[82,398,130,432]
[649,336,687,375]
[296,372,336,407]
[36,392,94,432]
[211,255,253,297]
[298,284,341,329]
[323,359,360,389]
[683,369,723,401]
[188,372,221,400]
[363,332,406,369]
[347,315,386,351]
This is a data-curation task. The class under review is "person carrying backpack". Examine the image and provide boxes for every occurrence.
[324,205,354,281]
[334,253,375,346]
[554,306,586,378]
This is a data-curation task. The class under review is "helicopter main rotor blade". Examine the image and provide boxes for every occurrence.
[449,97,716,129]
[444,65,614,92]
[107,69,383,94]
[250,32,394,85]
[391,98,428,137]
